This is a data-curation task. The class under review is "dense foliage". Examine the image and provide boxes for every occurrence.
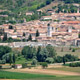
[22,45,57,62]
[56,4,79,13]
[0,0,52,24]
[69,62,80,67]
[22,46,37,59]
[0,46,12,59]
[62,0,80,4]
[0,71,54,79]
[0,0,79,24]
[54,54,79,64]
[0,45,79,66]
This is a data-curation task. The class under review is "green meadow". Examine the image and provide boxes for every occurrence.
[0,70,80,80]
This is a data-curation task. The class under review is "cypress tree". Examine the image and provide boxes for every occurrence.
[9,54,13,65]
[13,54,16,65]
[28,34,32,41]
[3,33,7,41]
[36,30,39,37]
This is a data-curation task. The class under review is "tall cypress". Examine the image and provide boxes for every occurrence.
[36,30,39,37]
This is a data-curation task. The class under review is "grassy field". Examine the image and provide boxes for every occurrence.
[54,47,80,57]
[57,52,80,57]
[0,70,80,80]
[0,70,54,79]
[48,66,80,73]
[15,57,27,64]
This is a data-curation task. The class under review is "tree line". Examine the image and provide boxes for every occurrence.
[0,45,79,66]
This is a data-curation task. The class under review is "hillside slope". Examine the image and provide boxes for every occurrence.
[0,0,46,12]
[38,1,63,12]
[0,0,79,25]
[0,0,49,24]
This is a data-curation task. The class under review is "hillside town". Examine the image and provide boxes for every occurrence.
[0,10,80,47]
[1,0,80,80]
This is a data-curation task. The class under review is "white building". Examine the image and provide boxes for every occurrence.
[68,26,72,33]
[47,23,55,37]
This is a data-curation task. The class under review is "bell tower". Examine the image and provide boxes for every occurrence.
[47,23,53,37]
[68,26,72,33]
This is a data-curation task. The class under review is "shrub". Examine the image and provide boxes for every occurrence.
[0,60,6,64]
[0,65,2,69]
[69,46,72,50]
[12,65,15,68]
[46,58,54,63]
[2,60,6,64]
[46,0,52,5]
[27,65,35,69]
[41,62,48,69]
[69,62,80,67]
[0,60,2,64]
[72,48,75,52]
[54,56,63,63]
[61,48,63,52]
[22,63,27,68]
[63,54,78,62]
[9,25,13,29]
[31,59,37,65]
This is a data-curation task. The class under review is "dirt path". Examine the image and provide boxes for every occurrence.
[6,68,80,76]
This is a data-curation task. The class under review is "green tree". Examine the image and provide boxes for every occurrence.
[0,46,12,59]
[8,37,13,42]
[78,34,80,38]
[69,46,72,50]
[9,53,13,65]
[3,33,7,41]
[37,46,41,60]
[61,48,63,52]
[37,48,49,62]
[22,46,37,59]
[28,34,32,41]
[13,54,16,65]
[55,56,63,63]
[41,62,48,69]
[46,0,52,5]
[63,56,66,65]
[22,63,27,68]
[72,48,75,52]
[9,25,13,29]
[46,45,56,58]
[23,32,26,37]
[32,59,37,66]
[46,58,54,63]
[36,30,40,37]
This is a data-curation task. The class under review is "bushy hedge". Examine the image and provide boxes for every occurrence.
[31,59,37,65]
[46,58,54,63]
[0,60,6,64]
[54,56,63,63]
[54,54,79,64]
[69,62,80,67]
[22,63,27,68]
[0,65,2,69]
[40,62,48,69]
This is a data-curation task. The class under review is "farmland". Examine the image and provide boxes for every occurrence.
[54,47,80,57]
[0,70,54,79]
[48,66,80,73]
[0,70,80,80]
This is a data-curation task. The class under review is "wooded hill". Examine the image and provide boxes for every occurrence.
[0,0,79,24]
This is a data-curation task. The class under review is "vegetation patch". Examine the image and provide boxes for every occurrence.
[0,70,55,79]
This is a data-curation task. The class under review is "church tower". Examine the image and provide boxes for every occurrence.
[47,23,55,37]
[68,26,72,33]
[77,8,80,13]
[77,4,80,13]
[47,23,52,37]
